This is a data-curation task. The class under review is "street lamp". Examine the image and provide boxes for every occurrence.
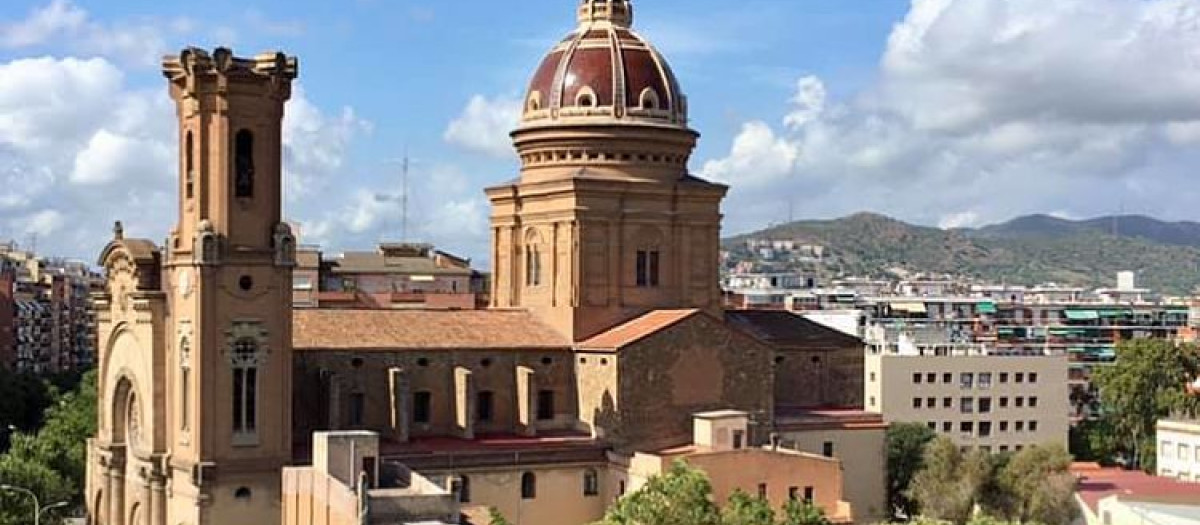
[0,484,68,525]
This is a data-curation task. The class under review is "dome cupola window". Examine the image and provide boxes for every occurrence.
[575,86,599,108]
[639,87,661,111]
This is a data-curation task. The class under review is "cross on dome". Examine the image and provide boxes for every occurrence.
[578,0,633,28]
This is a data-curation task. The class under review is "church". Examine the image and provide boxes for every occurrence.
[85,1,887,524]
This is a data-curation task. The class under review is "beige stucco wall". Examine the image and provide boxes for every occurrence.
[1158,419,1200,482]
[778,427,887,523]
[629,448,852,523]
[866,353,1069,451]
[452,465,609,525]
[282,467,360,525]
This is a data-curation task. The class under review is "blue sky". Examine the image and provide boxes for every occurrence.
[3,0,1200,265]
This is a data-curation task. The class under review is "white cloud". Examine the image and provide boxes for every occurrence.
[0,51,372,260]
[0,0,185,67]
[1,0,86,48]
[283,87,372,200]
[443,95,521,158]
[938,211,980,230]
[701,0,1200,234]
[701,121,797,189]
[71,129,171,185]
[23,209,65,238]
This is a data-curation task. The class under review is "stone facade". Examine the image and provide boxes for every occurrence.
[592,313,774,451]
[293,348,579,442]
[89,2,882,525]
[87,47,298,525]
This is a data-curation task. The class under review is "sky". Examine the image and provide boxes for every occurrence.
[2,0,1200,265]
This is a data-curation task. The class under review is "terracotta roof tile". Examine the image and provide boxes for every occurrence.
[293,309,569,351]
[577,309,701,351]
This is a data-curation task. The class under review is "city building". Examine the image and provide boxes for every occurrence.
[86,3,886,525]
[865,351,1069,451]
[0,269,14,368]
[0,242,103,372]
[1158,419,1200,483]
[293,242,486,310]
[1073,462,1200,525]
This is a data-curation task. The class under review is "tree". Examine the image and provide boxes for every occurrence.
[887,422,937,518]
[595,461,720,525]
[1092,339,1200,471]
[908,438,988,525]
[779,499,830,525]
[488,507,512,525]
[721,490,775,525]
[1069,417,1119,464]
[0,435,75,525]
[0,370,97,524]
[998,445,1077,525]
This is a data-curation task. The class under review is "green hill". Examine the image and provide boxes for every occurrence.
[724,213,1200,295]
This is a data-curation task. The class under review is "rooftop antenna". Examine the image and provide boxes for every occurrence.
[401,151,410,243]
[379,152,416,243]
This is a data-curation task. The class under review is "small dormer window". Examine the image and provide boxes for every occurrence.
[575,87,598,108]
[527,91,542,112]
[639,88,661,111]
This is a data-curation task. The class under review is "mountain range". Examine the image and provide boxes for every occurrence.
[724,213,1200,295]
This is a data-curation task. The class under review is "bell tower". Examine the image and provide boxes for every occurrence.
[160,47,298,525]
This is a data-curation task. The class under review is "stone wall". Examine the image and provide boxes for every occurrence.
[293,349,578,443]
[773,346,864,408]
[609,314,774,451]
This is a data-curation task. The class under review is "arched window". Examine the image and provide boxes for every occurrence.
[234,129,254,198]
[527,91,542,112]
[634,227,663,288]
[231,337,259,434]
[521,472,537,499]
[180,337,191,432]
[456,475,471,503]
[413,391,432,424]
[576,86,598,108]
[525,230,544,287]
[639,88,661,111]
[476,390,494,422]
[185,131,195,199]
[583,468,599,496]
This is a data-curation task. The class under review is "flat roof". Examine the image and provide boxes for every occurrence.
[1072,463,1200,514]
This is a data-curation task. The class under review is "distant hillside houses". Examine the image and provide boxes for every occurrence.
[741,238,826,262]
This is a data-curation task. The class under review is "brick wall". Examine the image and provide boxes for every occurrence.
[774,346,864,408]
[293,349,578,444]
[608,314,775,452]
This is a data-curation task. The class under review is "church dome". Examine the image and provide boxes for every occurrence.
[518,0,689,131]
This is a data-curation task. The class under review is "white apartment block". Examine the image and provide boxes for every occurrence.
[865,354,1069,452]
[1157,419,1200,482]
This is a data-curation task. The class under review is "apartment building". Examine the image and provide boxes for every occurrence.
[293,242,488,310]
[865,353,1069,451]
[0,243,102,373]
[1158,419,1200,483]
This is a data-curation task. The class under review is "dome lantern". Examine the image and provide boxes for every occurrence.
[578,0,633,28]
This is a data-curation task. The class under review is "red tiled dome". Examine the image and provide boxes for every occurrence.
[520,0,688,130]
